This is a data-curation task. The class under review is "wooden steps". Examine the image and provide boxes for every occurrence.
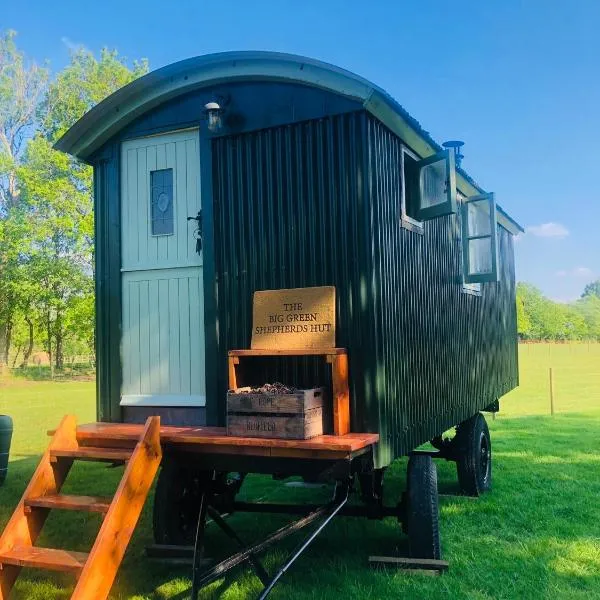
[50,446,132,463]
[25,494,112,514]
[0,415,162,600]
[0,546,88,573]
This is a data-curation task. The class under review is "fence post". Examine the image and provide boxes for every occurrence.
[549,367,555,416]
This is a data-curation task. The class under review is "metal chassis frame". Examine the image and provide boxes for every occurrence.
[155,444,456,597]
[178,445,406,599]
[190,477,351,600]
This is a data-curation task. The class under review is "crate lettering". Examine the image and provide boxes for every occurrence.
[227,387,326,439]
[258,396,274,408]
[246,419,275,432]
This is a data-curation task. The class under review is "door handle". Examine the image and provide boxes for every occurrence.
[187,210,203,255]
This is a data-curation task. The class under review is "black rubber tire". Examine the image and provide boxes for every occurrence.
[405,454,441,560]
[153,460,208,545]
[454,413,492,497]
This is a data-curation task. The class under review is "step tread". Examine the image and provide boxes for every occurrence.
[25,494,112,514]
[0,545,88,572]
[50,446,132,462]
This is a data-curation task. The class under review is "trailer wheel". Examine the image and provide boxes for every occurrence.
[455,413,491,497]
[404,454,441,560]
[153,460,243,545]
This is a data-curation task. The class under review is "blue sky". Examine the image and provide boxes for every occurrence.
[4,0,599,301]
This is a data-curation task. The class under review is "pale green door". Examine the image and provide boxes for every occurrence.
[120,129,205,407]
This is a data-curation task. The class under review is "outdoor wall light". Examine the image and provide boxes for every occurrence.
[204,101,224,132]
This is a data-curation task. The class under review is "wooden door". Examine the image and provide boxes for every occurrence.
[120,129,205,407]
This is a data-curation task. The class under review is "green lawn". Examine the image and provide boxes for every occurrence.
[0,343,599,599]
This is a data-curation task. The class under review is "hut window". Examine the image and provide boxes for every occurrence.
[417,149,457,220]
[402,148,457,223]
[401,147,423,228]
[461,192,499,284]
[150,168,174,236]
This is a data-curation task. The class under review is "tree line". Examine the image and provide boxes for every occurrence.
[517,280,600,341]
[0,30,146,370]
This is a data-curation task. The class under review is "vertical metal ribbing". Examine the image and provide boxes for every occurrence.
[211,111,518,467]
[212,112,376,433]
[366,116,518,460]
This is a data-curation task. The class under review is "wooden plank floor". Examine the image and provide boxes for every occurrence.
[74,423,379,460]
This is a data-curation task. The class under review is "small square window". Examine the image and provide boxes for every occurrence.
[151,168,174,236]
[401,146,458,228]
[417,150,457,219]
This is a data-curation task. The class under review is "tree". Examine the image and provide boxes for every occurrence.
[0,212,32,365]
[0,31,47,368]
[16,46,147,369]
[576,295,600,340]
[0,32,147,371]
[40,47,148,143]
[516,281,600,341]
[516,283,548,339]
[516,285,532,338]
[64,293,95,362]
[582,279,600,299]
[0,30,47,211]
[560,305,587,340]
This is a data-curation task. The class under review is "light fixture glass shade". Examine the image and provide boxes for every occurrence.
[205,101,222,132]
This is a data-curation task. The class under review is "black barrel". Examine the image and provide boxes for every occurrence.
[0,415,13,486]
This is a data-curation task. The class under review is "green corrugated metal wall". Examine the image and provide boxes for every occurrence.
[212,111,518,468]
[211,112,379,438]
[365,118,518,465]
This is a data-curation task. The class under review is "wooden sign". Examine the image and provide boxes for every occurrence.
[251,286,336,350]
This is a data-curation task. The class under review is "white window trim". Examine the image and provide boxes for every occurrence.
[400,146,424,233]
[457,193,482,295]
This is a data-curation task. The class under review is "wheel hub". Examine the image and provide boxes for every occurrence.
[479,434,490,482]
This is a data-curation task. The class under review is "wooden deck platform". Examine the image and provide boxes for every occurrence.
[74,423,379,461]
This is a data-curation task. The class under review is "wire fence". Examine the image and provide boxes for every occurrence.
[500,342,600,417]
[0,356,95,382]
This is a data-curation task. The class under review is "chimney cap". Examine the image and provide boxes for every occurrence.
[442,140,465,167]
[442,140,465,150]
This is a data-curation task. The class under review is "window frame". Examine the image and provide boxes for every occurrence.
[400,146,424,234]
[150,167,175,237]
[415,148,457,221]
[457,193,482,295]
[461,192,499,284]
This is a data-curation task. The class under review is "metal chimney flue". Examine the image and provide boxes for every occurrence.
[442,140,464,168]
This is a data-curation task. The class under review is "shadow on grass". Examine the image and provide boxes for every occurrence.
[1,411,599,599]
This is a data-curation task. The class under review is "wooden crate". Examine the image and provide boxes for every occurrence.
[226,388,325,439]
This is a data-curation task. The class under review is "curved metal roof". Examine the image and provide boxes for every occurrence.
[55,51,522,233]
[55,51,424,158]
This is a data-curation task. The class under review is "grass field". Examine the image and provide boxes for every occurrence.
[0,343,598,599]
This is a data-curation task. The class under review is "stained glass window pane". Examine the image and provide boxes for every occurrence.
[151,168,174,235]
